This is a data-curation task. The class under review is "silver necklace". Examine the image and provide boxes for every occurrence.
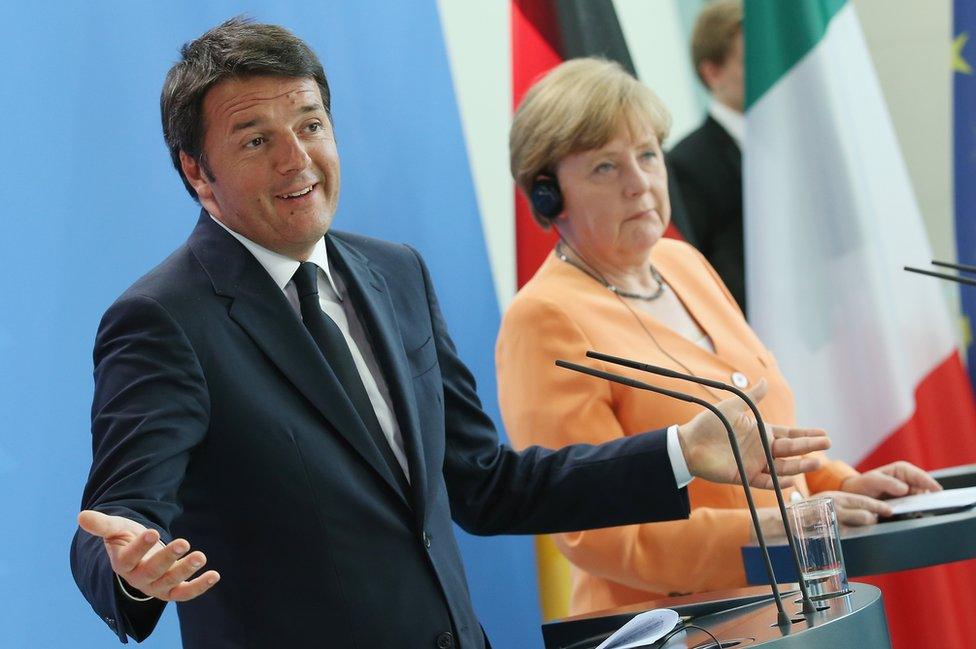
[555,242,666,301]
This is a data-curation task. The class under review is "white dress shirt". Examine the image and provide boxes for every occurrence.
[708,98,744,148]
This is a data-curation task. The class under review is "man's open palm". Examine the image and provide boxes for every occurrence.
[78,510,219,602]
[678,379,831,489]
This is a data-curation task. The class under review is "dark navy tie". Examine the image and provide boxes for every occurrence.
[292,261,408,493]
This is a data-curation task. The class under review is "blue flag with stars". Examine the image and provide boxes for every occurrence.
[955,0,976,387]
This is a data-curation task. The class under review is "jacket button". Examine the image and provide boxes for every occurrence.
[423,530,432,548]
[435,631,454,648]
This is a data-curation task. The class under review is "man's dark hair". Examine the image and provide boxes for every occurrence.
[690,0,742,88]
[161,17,331,200]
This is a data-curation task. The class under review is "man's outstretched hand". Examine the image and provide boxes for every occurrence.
[678,379,831,489]
[77,510,219,602]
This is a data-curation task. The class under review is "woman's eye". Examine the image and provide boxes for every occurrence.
[594,162,614,174]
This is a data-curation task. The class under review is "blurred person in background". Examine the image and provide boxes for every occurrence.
[669,0,747,313]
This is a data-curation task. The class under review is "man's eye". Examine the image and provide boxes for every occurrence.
[245,136,265,149]
[306,122,321,132]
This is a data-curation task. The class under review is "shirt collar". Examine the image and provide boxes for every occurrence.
[208,213,342,299]
[707,99,745,147]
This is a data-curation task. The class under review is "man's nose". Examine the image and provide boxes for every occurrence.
[275,133,312,174]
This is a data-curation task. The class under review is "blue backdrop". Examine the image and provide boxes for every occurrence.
[0,2,541,646]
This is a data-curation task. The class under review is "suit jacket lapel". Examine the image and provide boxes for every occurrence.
[187,214,410,508]
[328,235,429,523]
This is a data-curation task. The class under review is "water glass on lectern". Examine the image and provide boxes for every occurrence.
[787,496,850,600]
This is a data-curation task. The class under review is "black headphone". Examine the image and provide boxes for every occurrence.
[529,173,563,220]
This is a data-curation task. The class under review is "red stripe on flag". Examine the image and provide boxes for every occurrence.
[511,0,561,110]
[512,0,562,288]
[858,352,976,470]
[855,351,976,648]
[663,223,685,242]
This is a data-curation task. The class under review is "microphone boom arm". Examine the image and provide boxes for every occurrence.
[555,359,793,627]
[584,350,819,615]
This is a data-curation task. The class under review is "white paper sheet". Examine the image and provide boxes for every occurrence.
[885,486,976,516]
[595,608,680,649]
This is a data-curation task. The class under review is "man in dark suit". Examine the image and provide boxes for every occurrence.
[71,18,828,648]
[669,0,746,313]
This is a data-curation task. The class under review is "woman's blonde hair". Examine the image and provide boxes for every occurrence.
[510,57,671,227]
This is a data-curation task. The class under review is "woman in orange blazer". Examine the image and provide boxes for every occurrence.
[497,58,940,616]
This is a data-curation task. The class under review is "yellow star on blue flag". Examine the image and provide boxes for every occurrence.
[954,32,972,74]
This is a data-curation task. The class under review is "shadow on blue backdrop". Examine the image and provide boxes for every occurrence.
[0,2,542,647]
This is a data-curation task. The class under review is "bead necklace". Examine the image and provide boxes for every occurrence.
[555,242,665,301]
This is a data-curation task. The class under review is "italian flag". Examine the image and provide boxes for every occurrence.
[745,1,976,646]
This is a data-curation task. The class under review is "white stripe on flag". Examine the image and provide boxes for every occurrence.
[745,4,956,462]
[436,0,515,307]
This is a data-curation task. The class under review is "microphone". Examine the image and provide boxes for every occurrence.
[931,259,976,274]
[904,261,976,287]
[554,359,794,627]
[585,350,819,615]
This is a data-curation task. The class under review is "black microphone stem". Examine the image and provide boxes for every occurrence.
[555,359,793,628]
[585,350,819,616]
[931,259,976,275]
[904,265,976,287]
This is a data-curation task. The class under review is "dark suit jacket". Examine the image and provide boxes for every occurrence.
[669,115,745,314]
[71,213,690,648]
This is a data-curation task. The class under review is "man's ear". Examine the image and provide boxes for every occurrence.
[699,60,721,93]
[179,151,218,212]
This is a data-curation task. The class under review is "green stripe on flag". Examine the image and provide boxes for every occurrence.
[745,0,847,109]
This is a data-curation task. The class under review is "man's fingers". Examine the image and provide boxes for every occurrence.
[167,570,221,602]
[773,456,822,477]
[772,426,829,440]
[743,377,768,404]
[114,528,161,573]
[78,510,139,539]
[138,538,191,583]
[770,429,830,458]
[150,551,208,596]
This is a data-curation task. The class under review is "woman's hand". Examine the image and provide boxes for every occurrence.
[840,461,942,499]
[810,491,894,526]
